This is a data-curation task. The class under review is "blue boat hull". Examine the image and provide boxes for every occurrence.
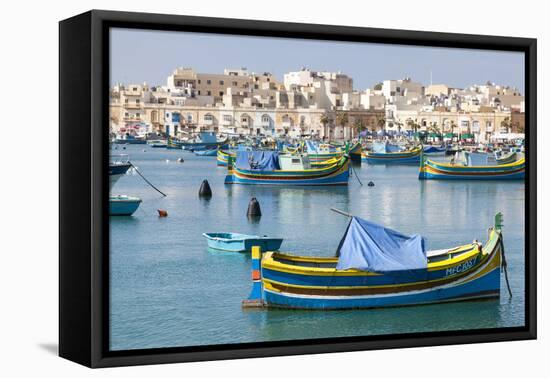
[109,196,142,216]
[203,233,283,252]
[264,268,500,309]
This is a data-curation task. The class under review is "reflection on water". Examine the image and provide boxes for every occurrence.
[110,145,525,351]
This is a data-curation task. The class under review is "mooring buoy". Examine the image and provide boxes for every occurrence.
[247,197,262,217]
[368,181,375,187]
[157,209,168,217]
[199,179,212,198]
[177,158,184,163]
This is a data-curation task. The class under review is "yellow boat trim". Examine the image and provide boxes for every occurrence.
[425,157,525,169]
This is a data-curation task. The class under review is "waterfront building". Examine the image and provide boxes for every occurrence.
[109,68,523,142]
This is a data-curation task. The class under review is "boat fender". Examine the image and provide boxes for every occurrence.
[199,179,213,198]
[247,197,262,217]
[157,209,168,217]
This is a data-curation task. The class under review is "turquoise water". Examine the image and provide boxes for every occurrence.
[109,145,525,351]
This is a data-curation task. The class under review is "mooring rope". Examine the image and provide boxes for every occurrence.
[129,162,167,197]
[349,159,363,186]
[500,236,513,298]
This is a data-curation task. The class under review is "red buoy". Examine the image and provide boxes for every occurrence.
[157,209,168,217]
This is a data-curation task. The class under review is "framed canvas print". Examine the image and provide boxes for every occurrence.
[59,10,536,368]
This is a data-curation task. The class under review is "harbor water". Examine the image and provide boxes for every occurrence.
[109,145,525,351]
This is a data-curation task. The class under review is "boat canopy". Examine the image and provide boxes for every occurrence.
[236,151,280,171]
[336,217,427,272]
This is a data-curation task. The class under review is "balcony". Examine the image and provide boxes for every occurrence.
[123,103,142,109]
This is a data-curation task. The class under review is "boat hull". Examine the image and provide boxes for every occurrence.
[203,233,283,252]
[225,157,350,186]
[109,195,142,216]
[362,147,421,164]
[419,158,525,180]
[109,162,132,190]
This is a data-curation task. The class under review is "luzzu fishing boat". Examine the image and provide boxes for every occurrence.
[243,212,507,310]
[361,143,422,164]
[495,151,518,165]
[305,140,343,163]
[225,151,350,186]
[419,153,525,180]
[217,149,233,166]
[423,145,447,156]
[348,142,362,163]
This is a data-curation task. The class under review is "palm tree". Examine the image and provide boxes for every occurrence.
[336,112,349,140]
[353,118,365,137]
[377,117,386,132]
[501,117,511,134]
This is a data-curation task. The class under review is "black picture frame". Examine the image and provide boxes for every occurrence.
[59,9,537,368]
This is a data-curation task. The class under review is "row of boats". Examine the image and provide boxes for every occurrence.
[109,136,519,310]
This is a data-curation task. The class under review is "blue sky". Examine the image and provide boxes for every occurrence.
[110,28,525,93]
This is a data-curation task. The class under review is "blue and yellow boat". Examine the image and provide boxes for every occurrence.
[243,213,505,310]
[217,149,234,166]
[419,155,525,180]
[203,233,283,253]
[225,151,350,186]
[362,144,422,164]
[348,142,362,163]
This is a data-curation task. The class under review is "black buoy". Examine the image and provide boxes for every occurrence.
[247,197,262,217]
[199,179,212,198]
[177,158,184,163]
[368,181,375,187]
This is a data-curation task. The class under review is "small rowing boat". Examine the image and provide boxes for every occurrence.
[202,232,283,253]
[109,195,142,216]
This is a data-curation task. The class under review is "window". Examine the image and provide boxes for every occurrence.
[125,113,129,117]
[207,91,211,96]
[262,115,270,123]
[187,114,193,122]
[291,158,300,164]
[136,113,140,118]
[135,99,140,104]
[232,81,238,86]
[254,84,259,89]
[223,115,232,122]
[207,80,211,85]
[198,90,201,95]
[204,114,213,121]
[241,116,248,123]
[132,87,137,91]
[198,79,201,84]
[219,80,224,85]
[219,91,224,96]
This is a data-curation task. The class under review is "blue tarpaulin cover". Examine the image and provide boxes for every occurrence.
[306,140,319,153]
[236,151,280,171]
[336,217,427,272]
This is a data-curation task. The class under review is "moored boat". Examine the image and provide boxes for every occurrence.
[243,213,505,310]
[225,151,350,186]
[109,195,142,216]
[362,144,422,164]
[419,154,525,180]
[202,233,283,253]
[348,142,362,162]
[194,148,218,156]
[109,155,132,190]
[423,145,447,156]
